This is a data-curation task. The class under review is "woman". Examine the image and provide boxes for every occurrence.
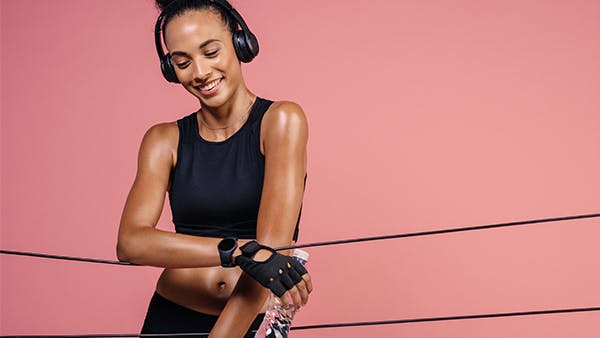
[116,0,312,336]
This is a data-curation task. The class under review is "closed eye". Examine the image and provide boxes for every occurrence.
[205,49,219,57]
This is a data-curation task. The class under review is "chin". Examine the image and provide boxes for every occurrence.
[198,91,231,108]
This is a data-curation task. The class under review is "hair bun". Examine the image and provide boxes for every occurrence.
[155,0,177,11]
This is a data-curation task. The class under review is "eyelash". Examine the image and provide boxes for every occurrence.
[205,49,219,57]
[175,50,219,68]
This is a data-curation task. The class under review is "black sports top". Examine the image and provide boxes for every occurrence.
[168,96,302,240]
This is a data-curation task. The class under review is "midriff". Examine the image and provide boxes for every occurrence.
[155,239,283,315]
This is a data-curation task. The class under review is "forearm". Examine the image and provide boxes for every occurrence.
[209,233,296,337]
[209,272,270,338]
[116,226,222,268]
[209,101,309,336]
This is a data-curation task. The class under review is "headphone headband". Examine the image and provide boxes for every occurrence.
[210,0,252,37]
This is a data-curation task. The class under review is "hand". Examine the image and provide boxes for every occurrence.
[234,241,313,309]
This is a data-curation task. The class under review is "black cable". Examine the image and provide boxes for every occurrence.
[2,215,599,336]
[1,334,208,338]
[290,305,600,331]
[2,212,599,265]
[0,250,138,266]
[275,212,600,251]
[3,305,600,337]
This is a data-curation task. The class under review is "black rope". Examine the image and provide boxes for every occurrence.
[1,334,208,338]
[2,212,599,265]
[290,305,600,330]
[0,250,138,266]
[3,305,600,337]
[275,212,600,251]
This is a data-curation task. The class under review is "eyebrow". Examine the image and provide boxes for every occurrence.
[170,39,221,57]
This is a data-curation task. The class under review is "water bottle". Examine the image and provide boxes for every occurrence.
[254,249,309,338]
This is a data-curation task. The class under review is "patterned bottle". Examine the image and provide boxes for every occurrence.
[254,249,309,338]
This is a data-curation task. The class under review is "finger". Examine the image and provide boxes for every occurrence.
[295,279,309,305]
[293,262,308,275]
[280,290,293,307]
[302,273,313,294]
[288,266,302,284]
[288,285,302,309]
[280,275,301,309]
[280,274,294,290]
[271,282,287,298]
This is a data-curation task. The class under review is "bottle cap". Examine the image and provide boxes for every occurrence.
[292,248,309,261]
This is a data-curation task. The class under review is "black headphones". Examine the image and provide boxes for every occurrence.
[154,0,259,83]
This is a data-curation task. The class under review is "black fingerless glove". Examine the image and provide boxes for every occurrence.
[234,240,308,297]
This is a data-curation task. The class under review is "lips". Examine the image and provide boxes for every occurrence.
[196,77,223,96]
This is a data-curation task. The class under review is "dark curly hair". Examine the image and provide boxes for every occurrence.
[155,0,238,40]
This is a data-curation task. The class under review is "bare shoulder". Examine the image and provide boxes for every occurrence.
[138,120,179,167]
[260,100,308,156]
[142,121,178,144]
[262,100,308,136]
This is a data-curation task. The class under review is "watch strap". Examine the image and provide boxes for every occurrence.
[217,237,238,267]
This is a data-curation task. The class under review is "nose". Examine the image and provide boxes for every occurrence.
[191,58,211,84]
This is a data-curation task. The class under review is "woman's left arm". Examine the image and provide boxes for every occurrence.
[209,101,312,338]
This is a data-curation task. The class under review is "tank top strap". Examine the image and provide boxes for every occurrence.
[248,96,273,128]
[175,112,198,144]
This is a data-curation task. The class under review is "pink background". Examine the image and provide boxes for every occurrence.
[2,0,600,336]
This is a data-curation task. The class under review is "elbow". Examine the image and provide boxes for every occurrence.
[116,240,129,262]
[116,238,132,262]
[116,230,139,263]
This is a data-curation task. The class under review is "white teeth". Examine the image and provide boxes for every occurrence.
[199,78,221,91]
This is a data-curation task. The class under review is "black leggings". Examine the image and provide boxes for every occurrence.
[141,291,265,337]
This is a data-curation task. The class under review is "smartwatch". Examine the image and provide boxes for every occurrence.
[217,237,238,267]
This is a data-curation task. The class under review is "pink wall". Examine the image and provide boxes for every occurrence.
[2,0,600,336]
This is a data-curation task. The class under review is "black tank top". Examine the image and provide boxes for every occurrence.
[168,97,302,240]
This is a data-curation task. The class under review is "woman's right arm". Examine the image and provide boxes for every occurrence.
[116,122,224,268]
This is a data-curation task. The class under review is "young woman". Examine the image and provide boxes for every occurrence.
[116,0,312,336]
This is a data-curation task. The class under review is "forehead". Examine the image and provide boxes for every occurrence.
[164,9,231,51]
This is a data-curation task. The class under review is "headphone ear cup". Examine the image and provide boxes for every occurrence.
[233,30,259,63]
[160,53,180,83]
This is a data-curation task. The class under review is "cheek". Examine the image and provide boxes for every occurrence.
[220,45,242,71]
[220,55,237,70]
[223,54,243,79]
[173,65,193,83]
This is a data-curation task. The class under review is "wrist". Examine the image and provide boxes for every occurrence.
[217,237,238,267]
[232,246,242,264]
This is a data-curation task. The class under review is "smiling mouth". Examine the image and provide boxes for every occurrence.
[197,77,223,92]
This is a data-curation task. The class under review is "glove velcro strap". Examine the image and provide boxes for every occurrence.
[238,240,274,259]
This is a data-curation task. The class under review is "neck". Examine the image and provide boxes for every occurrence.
[197,88,256,132]
[200,78,255,120]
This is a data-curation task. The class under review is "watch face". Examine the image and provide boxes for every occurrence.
[218,237,237,267]
[218,237,237,251]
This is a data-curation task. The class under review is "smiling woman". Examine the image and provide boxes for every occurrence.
[115,0,312,337]
[3,0,600,337]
